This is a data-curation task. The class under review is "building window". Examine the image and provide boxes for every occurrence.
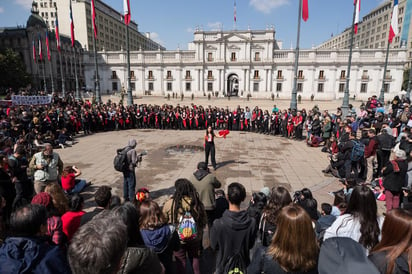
[166,70,172,79]
[254,70,259,79]
[130,70,135,80]
[339,83,345,92]
[253,83,259,92]
[231,52,236,61]
[111,71,117,79]
[385,70,391,79]
[148,70,153,80]
[130,82,135,91]
[148,82,154,91]
[297,83,303,92]
[277,70,283,79]
[340,70,346,79]
[276,83,282,92]
[167,82,172,91]
[360,83,367,93]
[317,83,324,92]
[207,70,213,80]
[185,70,191,79]
[207,52,213,61]
[384,83,389,93]
[298,70,303,79]
[185,82,191,91]
[319,70,324,79]
[112,82,118,91]
[207,82,213,91]
[362,70,368,80]
[254,52,261,61]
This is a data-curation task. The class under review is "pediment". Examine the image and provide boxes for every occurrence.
[251,44,265,49]
[227,44,241,50]
[216,33,250,42]
[206,45,218,50]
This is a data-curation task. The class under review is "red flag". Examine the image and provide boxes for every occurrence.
[123,0,131,25]
[38,33,43,61]
[91,0,98,38]
[69,1,75,47]
[302,0,308,22]
[234,0,237,23]
[389,0,399,43]
[32,40,36,63]
[55,14,61,51]
[354,0,360,34]
[45,30,51,61]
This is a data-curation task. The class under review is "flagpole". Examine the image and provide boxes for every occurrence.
[91,0,101,103]
[42,60,47,93]
[48,34,55,94]
[379,42,390,103]
[73,47,80,100]
[290,0,302,110]
[126,20,133,106]
[56,7,65,97]
[341,2,357,118]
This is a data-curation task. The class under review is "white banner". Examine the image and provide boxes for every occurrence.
[11,95,52,106]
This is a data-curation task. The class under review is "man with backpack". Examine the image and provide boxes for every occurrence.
[340,131,364,180]
[210,182,256,274]
[118,139,141,202]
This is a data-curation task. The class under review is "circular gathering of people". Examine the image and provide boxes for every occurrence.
[0,90,410,274]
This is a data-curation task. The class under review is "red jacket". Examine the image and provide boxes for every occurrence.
[364,137,378,158]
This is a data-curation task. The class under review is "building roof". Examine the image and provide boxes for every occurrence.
[26,13,47,29]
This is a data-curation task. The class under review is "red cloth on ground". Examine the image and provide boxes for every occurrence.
[61,210,85,241]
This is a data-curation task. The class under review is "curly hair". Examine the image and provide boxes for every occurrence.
[44,183,69,216]
[263,186,292,225]
[170,178,206,229]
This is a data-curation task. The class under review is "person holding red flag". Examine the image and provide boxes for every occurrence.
[204,126,224,171]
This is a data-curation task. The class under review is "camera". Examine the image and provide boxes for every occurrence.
[293,191,302,203]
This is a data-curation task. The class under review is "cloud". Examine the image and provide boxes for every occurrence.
[15,0,32,9]
[207,22,222,31]
[249,0,290,14]
[0,7,4,13]
[148,32,164,46]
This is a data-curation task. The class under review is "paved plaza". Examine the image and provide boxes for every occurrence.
[59,96,383,211]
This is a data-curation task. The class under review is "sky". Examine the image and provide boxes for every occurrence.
[0,0,387,50]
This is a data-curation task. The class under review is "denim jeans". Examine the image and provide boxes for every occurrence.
[123,170,136,201]
[69,179,88,194]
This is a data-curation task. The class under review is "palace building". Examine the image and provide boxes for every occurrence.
[84,28,406,100]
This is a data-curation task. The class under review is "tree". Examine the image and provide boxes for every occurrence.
[0,48,31,92]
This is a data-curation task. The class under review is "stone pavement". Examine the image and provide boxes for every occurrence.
[58,128,345,210]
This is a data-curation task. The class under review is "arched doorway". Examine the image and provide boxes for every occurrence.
[227,74,239,96]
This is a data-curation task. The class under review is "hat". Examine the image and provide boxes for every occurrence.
[395,149,407,160]
[31,192,52,208]
[260,187,270,197]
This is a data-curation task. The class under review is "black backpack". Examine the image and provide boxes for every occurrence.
[113,147,132,172]
[224,253,247,274]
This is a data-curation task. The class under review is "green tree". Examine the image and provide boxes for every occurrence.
[0,49,31,92]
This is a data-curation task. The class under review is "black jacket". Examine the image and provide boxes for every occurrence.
[118,246,163,274]
[369,251,410,274]
[210,210,256,274]
[382,160,408,193]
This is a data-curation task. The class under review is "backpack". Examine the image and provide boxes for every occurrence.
[177,211,198,242]
[350,140,365,162]
[224,253,247,274]
[113,147,132,172]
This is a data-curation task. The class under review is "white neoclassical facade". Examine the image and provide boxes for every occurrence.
[84,29,407,100]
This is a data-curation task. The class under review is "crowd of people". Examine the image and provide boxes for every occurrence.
[0,91,411,273]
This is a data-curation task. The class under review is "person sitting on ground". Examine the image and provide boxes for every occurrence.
[61,194,85,242]
[316,203,336,241]
[60,166,91,194]
[248,205,319,274]
[68,212,128,274]
[369,208,412,274]
[57,128,74,149]
[0,204,71,273]
[80,185,112,226]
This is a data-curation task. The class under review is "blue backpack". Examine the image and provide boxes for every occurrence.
[350,140,365,162]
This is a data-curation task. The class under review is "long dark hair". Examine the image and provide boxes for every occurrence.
[171,178,206,229]
[263,186,292,224]
[342,185,380,250]
[371,209,412,274]
[205,126,214,138]
[111,202,145,247]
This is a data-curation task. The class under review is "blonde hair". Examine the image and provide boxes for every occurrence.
[44,183,69,216]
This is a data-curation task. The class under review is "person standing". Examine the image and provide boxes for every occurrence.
[8,146,31,209]
[204,126,223,170]
[189,161,222,228]
[210,182,257,274]
[29,144,64,194]
[122,139,141,202]
[364,128,378,183]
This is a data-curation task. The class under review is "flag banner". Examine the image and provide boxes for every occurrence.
[91,0,98,38]
[123,0,131,25]
[354,0,360,34]
[38,33,43,61]
[389,0,399,43]
[55,14,61,51]
[234,0,237,23]
[11,95,52,106]
[302,0,309,22]
[32,40,36,62]
[45,30,51,61]
[70,1,75,47]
